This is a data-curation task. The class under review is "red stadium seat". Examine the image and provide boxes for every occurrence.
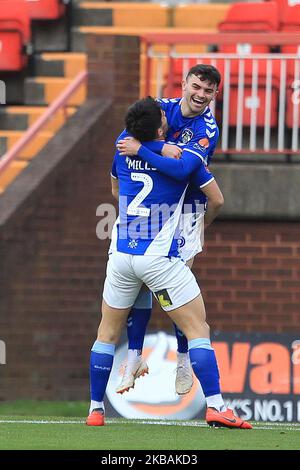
[0,0,31,71]
[280,3,300,30]
[226,81,280,127]
[266,0,300,23]
[219,1,279,32]
[224,76,280,127]
[24,0,67,20]
[217,2,280,126]
[218,1,279,54]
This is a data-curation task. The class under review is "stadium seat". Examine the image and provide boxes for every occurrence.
[280,3,300,30]
[266,0,300,20]
[218,1,279,54]
[217,2,280,126]
[279,5,300,64]
[24,0,67,20]
[0,0,31,71]
[226,83,279,127]
[219,1,279,33]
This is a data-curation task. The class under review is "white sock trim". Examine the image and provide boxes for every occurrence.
[89,400,104,414]
[206,394,225,412]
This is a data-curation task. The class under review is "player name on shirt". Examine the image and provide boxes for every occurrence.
[125,156,156,172]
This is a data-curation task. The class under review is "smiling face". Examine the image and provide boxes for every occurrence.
[181,74,218,117]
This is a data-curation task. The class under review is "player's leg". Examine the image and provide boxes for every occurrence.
[143,256,252,429]
[172,323,193,395]
[116,285,151,394]
[87,300,131,426]
[167,296,251,429]
[172,256,194,395]
[87,252,142,426]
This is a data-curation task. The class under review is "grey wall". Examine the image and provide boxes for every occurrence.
[212,163,300,220]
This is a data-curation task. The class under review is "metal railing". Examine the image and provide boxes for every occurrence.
[0,70,88,175]
[142,32,300,155]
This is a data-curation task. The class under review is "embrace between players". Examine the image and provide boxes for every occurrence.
[86,64,252,429]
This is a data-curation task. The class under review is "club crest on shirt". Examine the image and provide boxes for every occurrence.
[181,129,193,144]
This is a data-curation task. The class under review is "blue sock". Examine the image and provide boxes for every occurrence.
[173,322,188,353]
[90,341,115,402]
[127,288,152,350]
[188,338,221,397]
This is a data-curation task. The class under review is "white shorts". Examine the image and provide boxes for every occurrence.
[178,212,205,262]
[103,252,201,311]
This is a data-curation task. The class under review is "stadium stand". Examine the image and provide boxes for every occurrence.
[0,1,86,193]
[217,1,281,127]
[0,1,231,195]
[0,0,299,195]
[71,2,230,96]
[160,2,282,125]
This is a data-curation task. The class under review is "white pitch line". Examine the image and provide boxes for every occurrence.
[0,418,300,431]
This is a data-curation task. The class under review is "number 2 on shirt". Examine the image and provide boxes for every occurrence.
[127,173,153,217]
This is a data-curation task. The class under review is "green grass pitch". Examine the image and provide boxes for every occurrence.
[0,401,299,450]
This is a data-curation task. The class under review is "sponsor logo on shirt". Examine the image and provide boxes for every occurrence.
[154,289,173,308]
[193,137,210,154]
[198,138,209,148]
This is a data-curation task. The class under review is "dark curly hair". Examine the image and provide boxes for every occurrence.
[125,97,162,141]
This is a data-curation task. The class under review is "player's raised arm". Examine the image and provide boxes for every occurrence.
[125,138,202,181]
[117,137,182,160]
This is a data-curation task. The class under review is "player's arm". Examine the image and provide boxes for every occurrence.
[195,175,224,228]
[117,137,182,159]
[202,181,224,228]
[111,176,119,200]
[139,145,201,180]
[118,138,201,181]
[111,153,119,200]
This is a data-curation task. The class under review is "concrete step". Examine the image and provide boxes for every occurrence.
[0,106,76,132]
[0,130,54,160]
[73,2,169,27]
[72,2,113,27]
[24,77,86,106]
[33,53,87,78]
